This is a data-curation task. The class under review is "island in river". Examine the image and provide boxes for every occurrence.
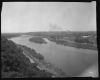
[29,37,47,44]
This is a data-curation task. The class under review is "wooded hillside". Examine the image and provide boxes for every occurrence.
[1,35,52,78]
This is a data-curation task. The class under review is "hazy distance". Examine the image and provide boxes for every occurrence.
[1,2,96,33]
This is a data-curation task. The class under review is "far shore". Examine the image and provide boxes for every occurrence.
[47,37,97,50]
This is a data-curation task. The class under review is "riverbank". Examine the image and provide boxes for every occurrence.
[9,36,98,77]
[18,44,69,77]
[1,35,54,78]
[28,35,97,50]
[47,37,97,50]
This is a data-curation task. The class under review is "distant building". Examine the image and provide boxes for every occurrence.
[21,35,30,36]
[82,36,89,38]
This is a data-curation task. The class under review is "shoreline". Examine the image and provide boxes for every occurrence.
[18,45,69,77]
[9,36,97,51]
[47,38,97,51]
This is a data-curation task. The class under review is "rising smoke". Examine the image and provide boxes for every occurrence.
[49,23,62,31]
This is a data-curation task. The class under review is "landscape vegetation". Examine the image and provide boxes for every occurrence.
[26,31,97,50]
[29,37,47,44]
[1,35,54,78]
[1,31,97,78]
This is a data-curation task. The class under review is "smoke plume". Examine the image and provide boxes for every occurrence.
[49,23,62,31]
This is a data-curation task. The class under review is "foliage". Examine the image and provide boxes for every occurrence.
[1,35,52,78]
[48,36,97,50]
[74,37,89,43]
[20,45,44,60]
[29,37,47,44]
[1,33,21,39]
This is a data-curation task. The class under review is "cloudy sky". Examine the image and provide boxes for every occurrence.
[1,2,96,33]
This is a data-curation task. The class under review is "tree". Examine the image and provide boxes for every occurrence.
[1,35,53,78]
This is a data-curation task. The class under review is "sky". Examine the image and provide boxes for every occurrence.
[1,2,96,33]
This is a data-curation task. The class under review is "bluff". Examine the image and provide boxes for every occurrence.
[1,35,52,78]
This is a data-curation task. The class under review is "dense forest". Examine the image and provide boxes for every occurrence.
[1,35,53,78]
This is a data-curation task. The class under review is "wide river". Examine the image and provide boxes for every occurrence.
[10,36,98,77]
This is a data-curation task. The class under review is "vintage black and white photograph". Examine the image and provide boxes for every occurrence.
[1,2,98,78]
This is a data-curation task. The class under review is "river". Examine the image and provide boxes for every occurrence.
[10,36,98,77]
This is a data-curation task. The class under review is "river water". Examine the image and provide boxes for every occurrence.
[10,36,98,77]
